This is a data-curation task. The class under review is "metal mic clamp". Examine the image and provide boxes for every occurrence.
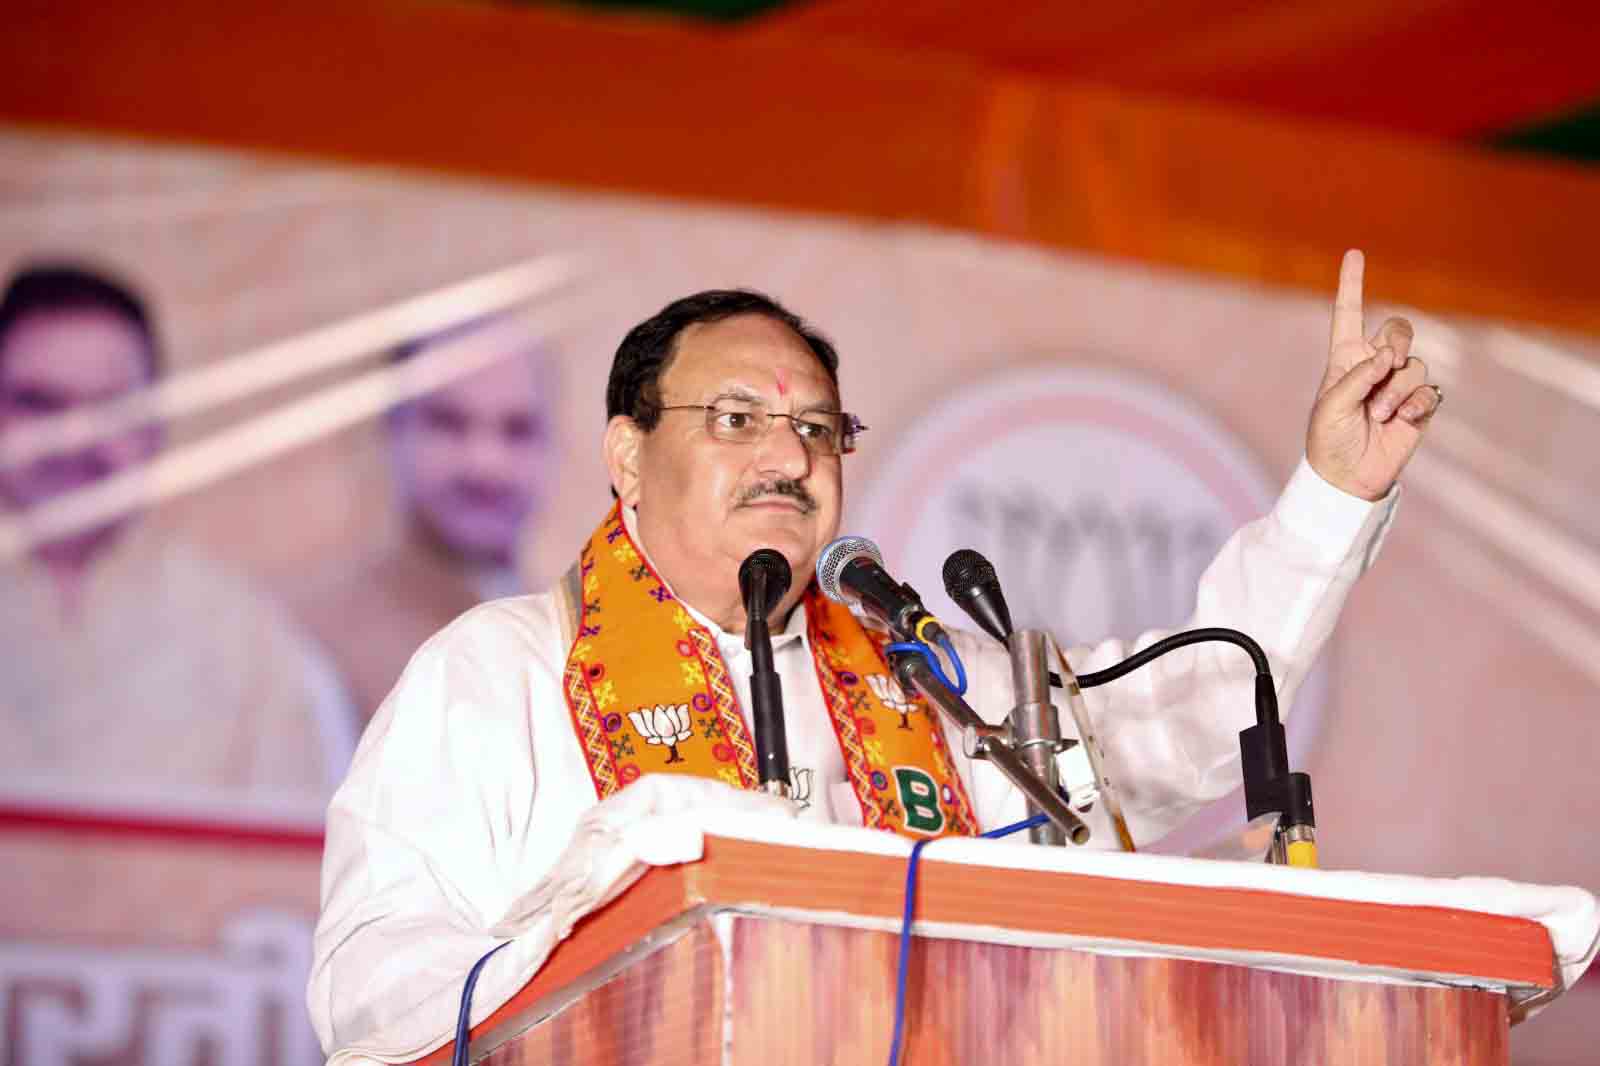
[1005,629,1075,846]
[888,647,1090,846]
[1240,688,1318,868]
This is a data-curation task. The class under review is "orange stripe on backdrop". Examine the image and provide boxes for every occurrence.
[3,0,1598,335]
[756,0,1600,139]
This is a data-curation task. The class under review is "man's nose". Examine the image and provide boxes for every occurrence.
[752,416,813,480]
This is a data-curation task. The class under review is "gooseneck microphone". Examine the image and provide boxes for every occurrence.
[815,536,945,644]
[942,548,1014,644]
[739,548,792,796]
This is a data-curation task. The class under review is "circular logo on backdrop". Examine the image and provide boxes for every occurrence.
[849,365,1329,851]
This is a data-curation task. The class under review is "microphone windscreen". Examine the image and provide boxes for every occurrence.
[942,548,997,600]
[941,547,1013,642]
[739,548,793,614]
[814,535,883,604]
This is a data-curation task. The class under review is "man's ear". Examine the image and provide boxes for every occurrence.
[603,415,644,507]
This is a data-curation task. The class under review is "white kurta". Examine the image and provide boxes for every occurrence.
[0,528,355,815]
[309,457,1396,1058]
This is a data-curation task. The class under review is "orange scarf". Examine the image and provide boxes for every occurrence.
[561,504,978,838]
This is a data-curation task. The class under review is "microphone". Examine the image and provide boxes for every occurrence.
[943,547,1071,844]
[815,536,945,644]
[942,548,1013,644]
[739,548,792,795]
[739,548,792,621]
[944,547,1069,686]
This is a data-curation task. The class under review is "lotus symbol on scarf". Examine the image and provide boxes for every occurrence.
[628,703,694,763]
[865,673,917,730]
[789,766,814,809]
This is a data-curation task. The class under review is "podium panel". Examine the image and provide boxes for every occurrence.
[728,917,1507,1066]
[413,830,1584,1066]
[472,912,1508,1066]
[479,920,724,1066]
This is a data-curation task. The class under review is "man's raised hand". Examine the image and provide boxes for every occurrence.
[1305,250,1441,501]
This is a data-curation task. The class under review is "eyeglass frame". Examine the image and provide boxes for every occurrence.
[652,399,868,456]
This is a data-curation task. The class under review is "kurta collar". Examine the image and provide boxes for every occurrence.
[621,505,808,650]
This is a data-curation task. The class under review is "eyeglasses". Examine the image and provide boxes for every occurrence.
[656,400,866,456]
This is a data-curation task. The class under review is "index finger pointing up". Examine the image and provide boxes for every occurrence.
[1331,249,1366,352]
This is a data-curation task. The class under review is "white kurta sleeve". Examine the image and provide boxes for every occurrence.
[306,596,799,1062]
[957,457,1398,844]
[306,598,573,1057]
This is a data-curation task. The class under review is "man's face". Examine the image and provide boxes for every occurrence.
[388,349,552,567]
[620,313,844,608]
[0,308,160,568]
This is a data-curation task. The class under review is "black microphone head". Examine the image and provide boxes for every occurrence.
[941,548,1013,643]
[739,548,792,615]
[942,548,997,594]
[815,535,882,605]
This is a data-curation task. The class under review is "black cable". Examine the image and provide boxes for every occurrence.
[1068,625,1300,829]
[1075,626,1270,687]
[1071,626,1280,729]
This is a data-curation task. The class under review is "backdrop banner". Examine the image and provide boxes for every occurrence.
[2,126,1596,1065]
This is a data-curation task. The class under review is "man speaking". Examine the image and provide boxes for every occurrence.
[309,251,1440,1056]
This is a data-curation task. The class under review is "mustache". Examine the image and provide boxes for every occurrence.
[737,478,817,514]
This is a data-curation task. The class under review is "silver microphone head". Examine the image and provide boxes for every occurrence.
[815,535,883,604]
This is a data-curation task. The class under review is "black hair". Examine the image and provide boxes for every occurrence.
[605,289,840,430]
[0,262,160,379]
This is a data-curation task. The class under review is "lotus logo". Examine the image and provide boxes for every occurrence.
[788,766,814,809]
[628,703,693,764]
[865,673,916,730]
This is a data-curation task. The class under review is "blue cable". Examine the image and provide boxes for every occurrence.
[886,812,1047,1066]
[935,636,967,695]
[885,636,968,696]
[980,813,1051,841]
[453,940,510,1066]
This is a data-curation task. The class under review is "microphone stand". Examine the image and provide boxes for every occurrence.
[942,549,1130,850]
[887,649,1090,845]
[742,555,791,798]
[943,544,1316,861]
[1006,629,1071,846]
[816,545,1089,843]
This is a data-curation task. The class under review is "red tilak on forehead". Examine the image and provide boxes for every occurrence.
[775,368,790,397]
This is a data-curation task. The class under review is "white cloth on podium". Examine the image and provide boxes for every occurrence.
[318,777,795,1066]
[320,795,1598,1066]
[310,457,1398,1061]
[680,808,1599,998]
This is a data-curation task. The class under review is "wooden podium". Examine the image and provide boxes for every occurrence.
[418,834,1561,1066]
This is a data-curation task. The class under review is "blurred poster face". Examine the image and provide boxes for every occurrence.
[298,320,556,722]
[0,295,160,578]
[388,334,552,572]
